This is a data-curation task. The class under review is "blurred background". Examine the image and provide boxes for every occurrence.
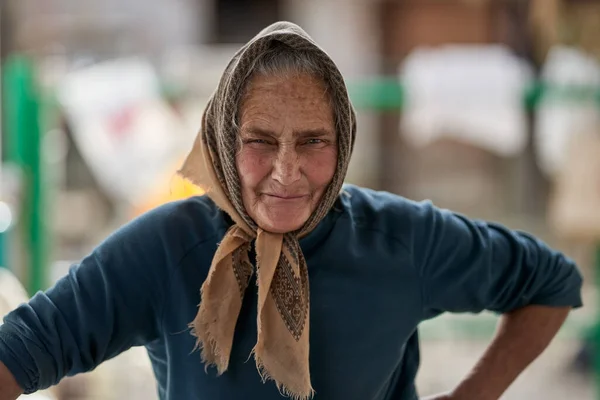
[1,0,599,398]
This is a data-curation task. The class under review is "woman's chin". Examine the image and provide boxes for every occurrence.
[255,214,309,234]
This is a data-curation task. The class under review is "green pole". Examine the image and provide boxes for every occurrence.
[2,56,47,294]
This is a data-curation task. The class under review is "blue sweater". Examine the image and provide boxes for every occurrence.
[0,185,583,399]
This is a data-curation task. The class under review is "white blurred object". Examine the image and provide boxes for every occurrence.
[20,395,54,400]
[535,46,600,178]
[162,45,238,98]
[548,131,600,240]
[56,58,188,206]
[400,45,533,156]
[0,268,29,316]
[88,347,158,400]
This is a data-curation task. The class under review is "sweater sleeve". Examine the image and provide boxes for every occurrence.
[411,202,583,319]
[0,205,181,394]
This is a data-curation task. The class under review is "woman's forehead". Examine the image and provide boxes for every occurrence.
[244,73,329,97]
[240,74,333,119]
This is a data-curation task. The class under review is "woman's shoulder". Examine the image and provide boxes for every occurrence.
[341,184,432,220]
[99,195,227,261]
[339,184,437,241]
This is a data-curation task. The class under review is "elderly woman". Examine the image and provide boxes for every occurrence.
[0,22,583,400]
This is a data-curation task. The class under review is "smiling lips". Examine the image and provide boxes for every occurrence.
[263,193,308,202]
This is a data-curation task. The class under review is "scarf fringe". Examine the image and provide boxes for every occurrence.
[189,317,228,375]
[191,324,315,400]
[252,347,315,400]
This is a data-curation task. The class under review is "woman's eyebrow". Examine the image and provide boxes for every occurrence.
[293,128,334,138]
[241,127,275,138]
[243,127,334,138]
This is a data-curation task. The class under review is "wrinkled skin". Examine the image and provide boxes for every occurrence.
[236,73,337,233]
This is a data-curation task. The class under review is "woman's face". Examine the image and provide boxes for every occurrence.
[236,73,337,233]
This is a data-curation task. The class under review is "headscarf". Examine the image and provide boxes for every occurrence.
[179,21,356,399]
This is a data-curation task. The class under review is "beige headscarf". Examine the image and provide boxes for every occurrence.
[179,21,356,399]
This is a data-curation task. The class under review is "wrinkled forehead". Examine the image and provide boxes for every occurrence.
[240,72,332,108]
[236,73,336,140]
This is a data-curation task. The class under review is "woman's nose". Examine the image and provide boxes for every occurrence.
[271,147,301,185]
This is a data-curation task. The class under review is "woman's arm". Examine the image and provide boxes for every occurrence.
[412,202,583,317]
[0,202,192,394]
[410,201,583,399]
[450,305,569,400]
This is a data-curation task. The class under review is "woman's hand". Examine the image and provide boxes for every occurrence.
[0,361,23,400]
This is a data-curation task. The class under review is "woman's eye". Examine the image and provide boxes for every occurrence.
[244,139,271,145]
